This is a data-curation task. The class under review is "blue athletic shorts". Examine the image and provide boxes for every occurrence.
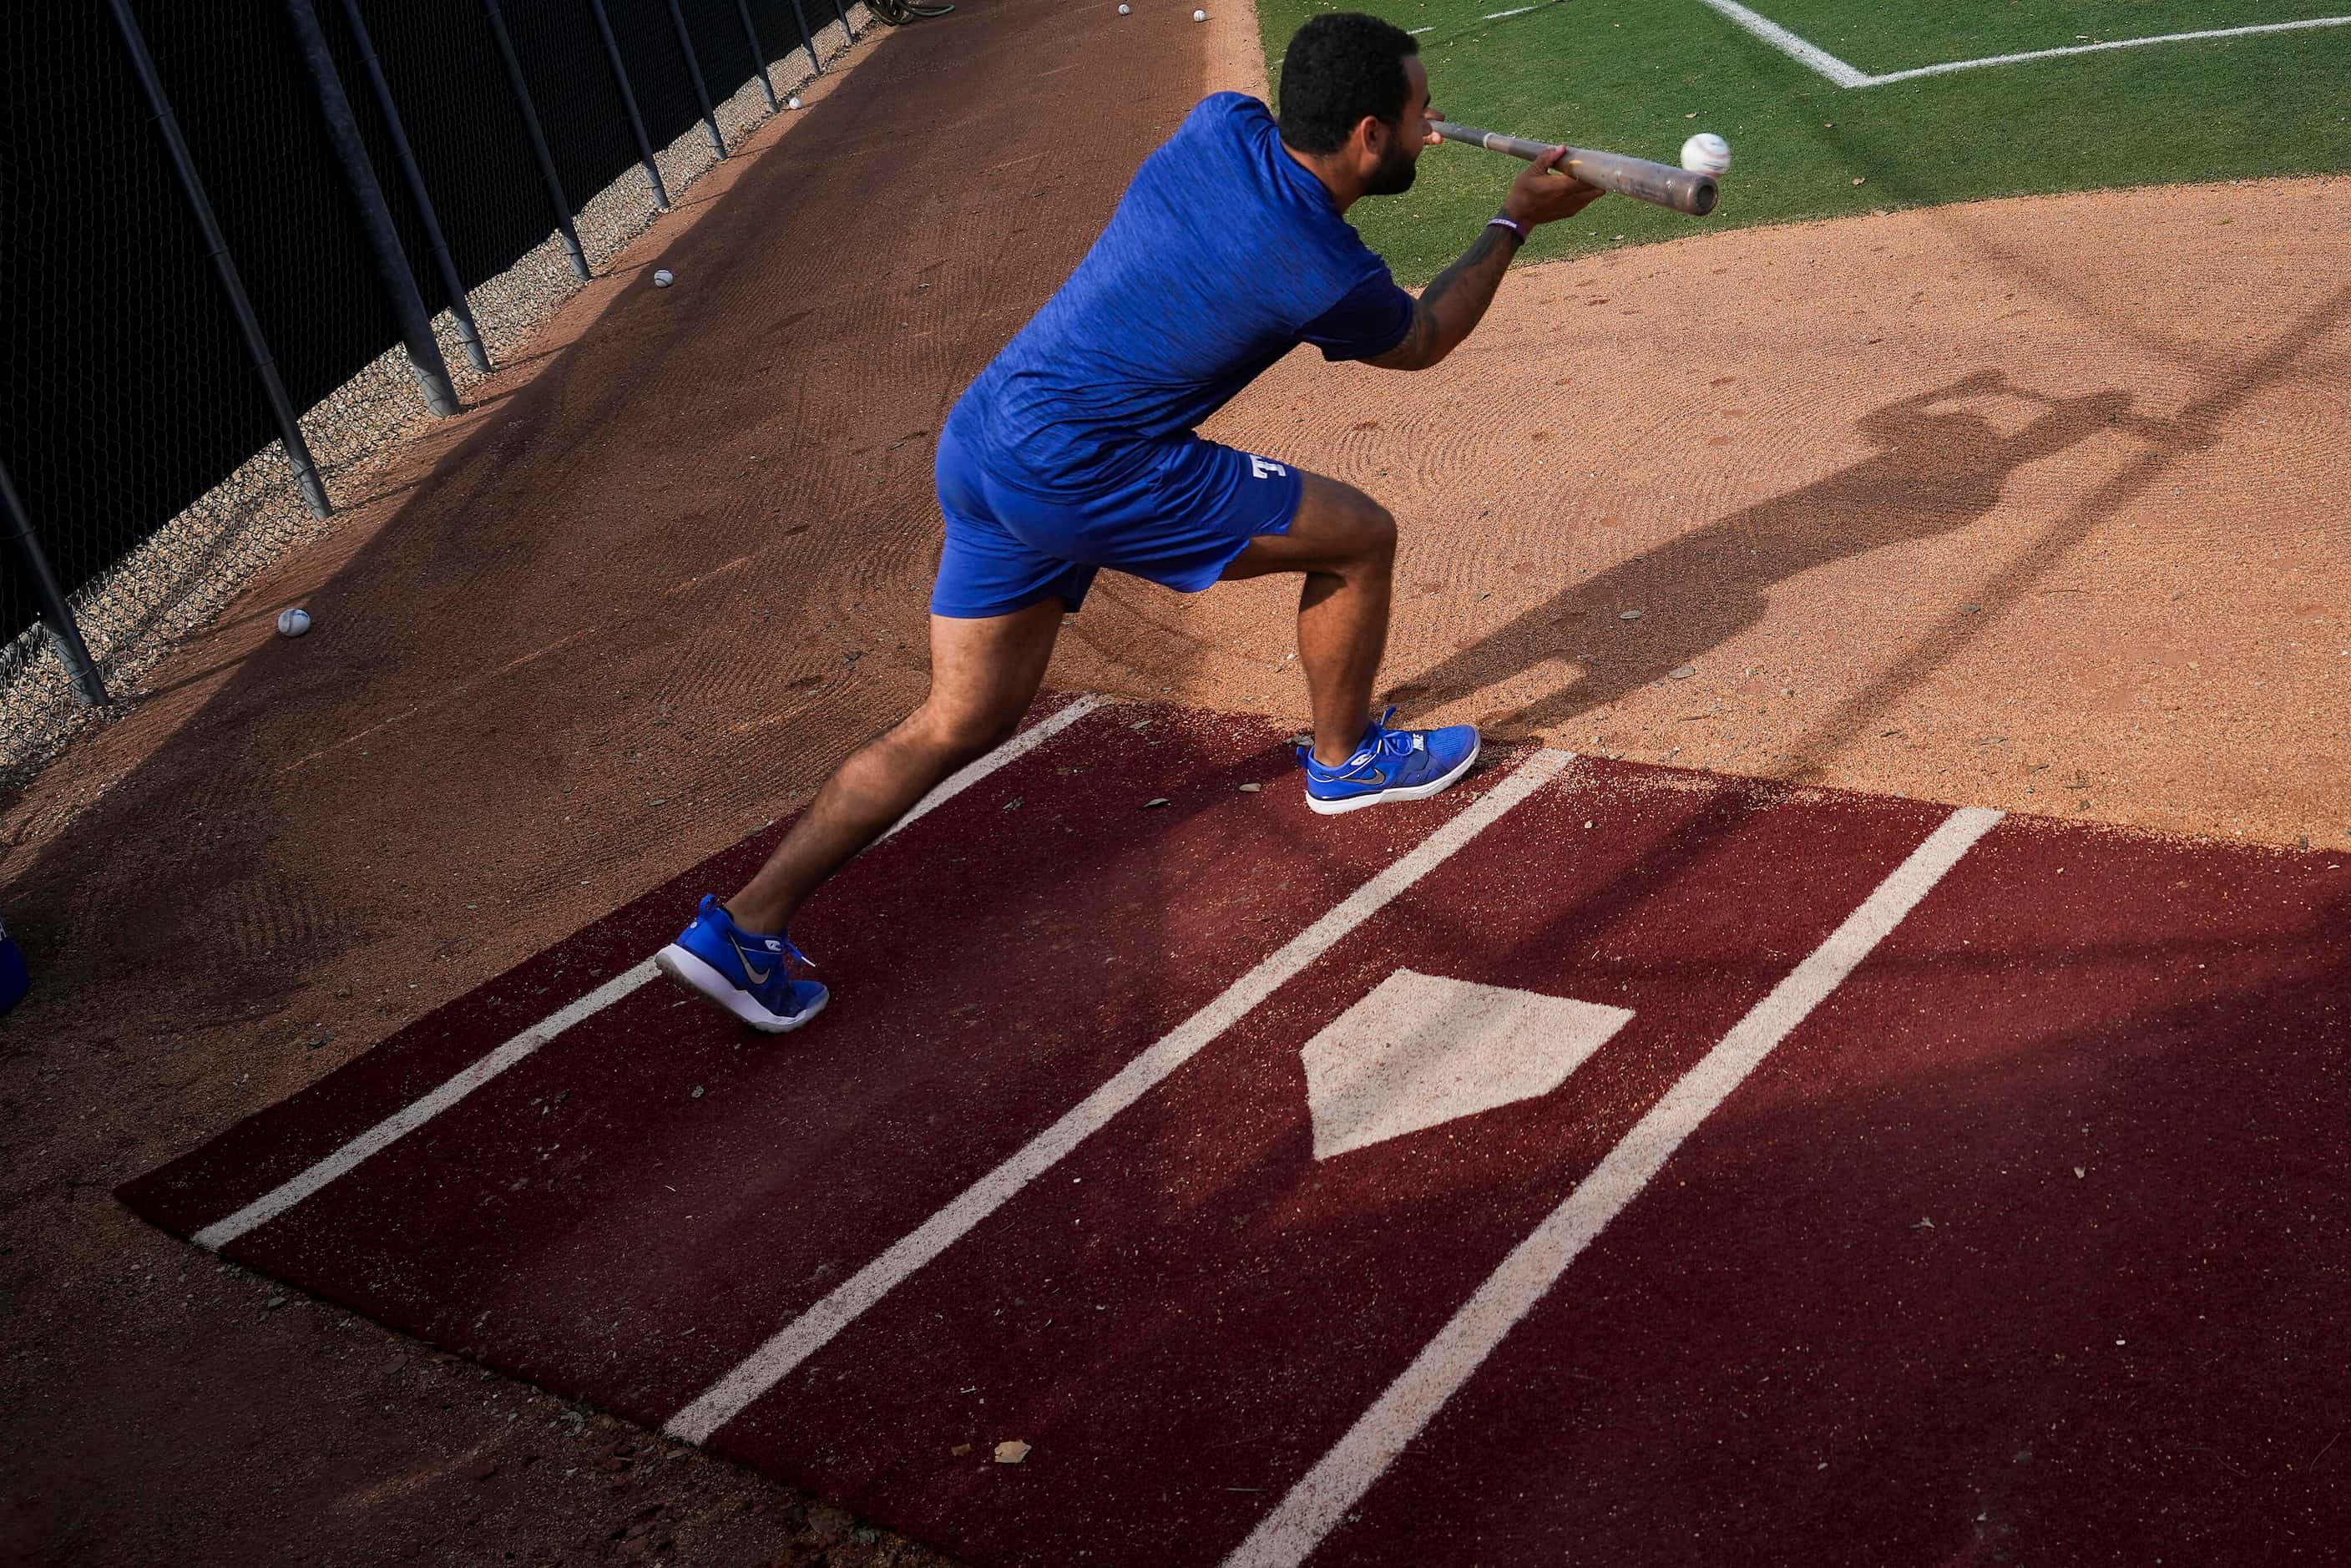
[930,422,1306,618]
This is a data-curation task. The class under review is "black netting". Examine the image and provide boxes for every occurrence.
[750,0,822,64]
[605,0,708,159]
[351,0,564,290]
[501,0,644,215]
[129,0,402,417]
[315,0,447,312]
[680,0,761,105]
[1,0,837,670]
[0,3,279,648]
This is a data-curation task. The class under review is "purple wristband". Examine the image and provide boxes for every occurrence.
[1487,212,1531,247]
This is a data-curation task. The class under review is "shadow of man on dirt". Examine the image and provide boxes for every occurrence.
[1389,369,2133,736]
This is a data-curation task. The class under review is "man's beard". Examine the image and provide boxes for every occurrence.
[1364,137,1418,196]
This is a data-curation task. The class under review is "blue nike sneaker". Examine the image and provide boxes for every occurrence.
[655,895,829,1033]
[1297,707,1481,815]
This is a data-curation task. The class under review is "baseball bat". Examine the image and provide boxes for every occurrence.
[1434,121,1718,216]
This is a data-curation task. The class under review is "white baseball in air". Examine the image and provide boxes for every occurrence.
[653,268,675,287]
[1680,132,1732,175]
[276,607,311,637]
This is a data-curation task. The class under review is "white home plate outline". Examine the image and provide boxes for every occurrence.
[1224,804,2004,1567]
[1301,969,1634,1161]
[1692,0,2350,88]
[664,749,1575,1445]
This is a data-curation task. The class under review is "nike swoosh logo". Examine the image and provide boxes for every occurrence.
[727,933,773,985]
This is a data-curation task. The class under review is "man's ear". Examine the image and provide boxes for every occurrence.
[1352,113,1386,164]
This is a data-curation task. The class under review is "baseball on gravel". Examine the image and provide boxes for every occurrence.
[786,94,801,109]
[276,607,311,637]
[652,268,674,287]
[1194,8,1206,18]
[1680,132,1732,175]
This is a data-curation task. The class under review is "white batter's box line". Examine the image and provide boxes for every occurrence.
[1224,803,2005,1567]
[1691,0,2351,89]
[879,691,1109,843]
[663,748,1578,1447]
[188,692,1111,1253]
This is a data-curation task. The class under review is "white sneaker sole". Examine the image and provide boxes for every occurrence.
[1304,736,1482,816]
[655,943,829,1034]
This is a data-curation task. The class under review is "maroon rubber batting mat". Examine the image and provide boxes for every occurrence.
[120,695,2351,1566]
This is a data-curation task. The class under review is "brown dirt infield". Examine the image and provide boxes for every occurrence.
[1165,176,2350,849]
[3,0,2343,1560]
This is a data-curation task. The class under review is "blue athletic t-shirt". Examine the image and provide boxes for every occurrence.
[947,92,1414,497]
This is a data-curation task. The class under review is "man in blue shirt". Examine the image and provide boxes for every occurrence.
[659,12,1603,1030]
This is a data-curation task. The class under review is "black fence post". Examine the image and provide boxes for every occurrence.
[732,0,779,111]
[831,0,855,53]
[663,0,728,159]
[282,0,459,417]
[335,0,490,373]
[104,0,332,520]
[0,461,109,708]
[787,0,823,73]
[583,0,672,210]
[478,0,590,281]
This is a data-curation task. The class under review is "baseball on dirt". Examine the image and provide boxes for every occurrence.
[1680,132,1732,175]
[1117,3,1128,12]
[276,607,311,637]
[652,268,674,287]
[1194,8,1206,19]
[786,94,801,109]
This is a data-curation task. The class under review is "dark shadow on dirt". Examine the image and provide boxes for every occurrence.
[1768,281,2351,781]
[1390,368,2129,734]
[1396,278,2348,781]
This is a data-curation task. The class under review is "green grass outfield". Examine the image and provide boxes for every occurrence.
[1251,0,2351,282]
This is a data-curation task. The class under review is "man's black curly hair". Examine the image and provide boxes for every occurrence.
[1277,13,1418,154]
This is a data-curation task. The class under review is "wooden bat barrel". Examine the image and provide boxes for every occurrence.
[1434,122,1719,216]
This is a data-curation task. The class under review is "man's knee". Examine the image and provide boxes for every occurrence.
[1302,477,1395,560]
[1340,489,1398,570]
[904,700,1020,765]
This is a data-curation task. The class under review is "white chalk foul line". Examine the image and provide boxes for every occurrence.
[1693,1,2348,89]
[1417,3,1550,29]
[1691,0,1870,88]
[1224,803,2004,1567]
[664,748,1575,1445]
[1859,16,2351,86]
[191,694,1110,1252]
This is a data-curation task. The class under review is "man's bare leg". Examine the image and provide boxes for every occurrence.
[1221,472,1397,766]
[723,596,1066,935]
